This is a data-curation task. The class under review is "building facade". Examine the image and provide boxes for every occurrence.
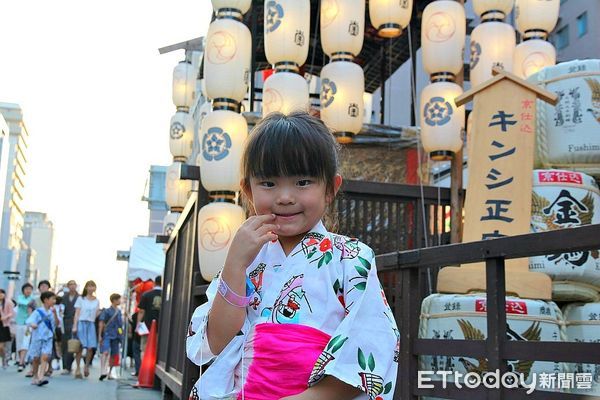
[23,211,55,288]
[143,165,168,236]
[550,0,599,62]
[0,103,30,297]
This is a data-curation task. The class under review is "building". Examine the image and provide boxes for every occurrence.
[23,211,55,288]
[0,103,30,297]
[550,0,599,62]
[142,165,168,236]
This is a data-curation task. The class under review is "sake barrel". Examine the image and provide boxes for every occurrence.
[528,59,600,177]
[419,294,566,398]
[563,302,600,396]
[530,169,600,302]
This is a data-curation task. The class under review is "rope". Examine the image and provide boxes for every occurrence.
[407,18,433,295]
[420,311,565,326]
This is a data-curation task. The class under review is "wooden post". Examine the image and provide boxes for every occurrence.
[450,0,465,245]
[437,68,558,300]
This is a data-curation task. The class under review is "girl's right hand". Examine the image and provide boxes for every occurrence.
[224,214,278,271]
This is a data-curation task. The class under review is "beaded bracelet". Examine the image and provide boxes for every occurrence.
[217,277,254,308]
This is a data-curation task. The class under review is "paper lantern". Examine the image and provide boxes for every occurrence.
[320,60,364,143]
[422,0,466,77]
[204,18,251,103]
[472,0,514,18]
[163,212,181,236]
[369,0,413,38]
[514,39,556,79]
[211,0,251,14]
[169,111,194,161]
[262,72,309,116]
[264,0,310,68]
[321,0,365,58]
[469,21,515,87]
[199,109,248,193]
[172,61,196,110]
[420,81,464,160]
[515,0,559,36]
[197,201,246,281]
[166,161,193,212]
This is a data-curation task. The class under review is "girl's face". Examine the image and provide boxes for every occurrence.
[0,291,4,301]
[86,285,96,294]
[24,287,33,297]
[246,174,342,238]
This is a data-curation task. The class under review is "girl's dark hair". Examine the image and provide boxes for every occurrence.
[21,283,33,294]
[0,288,5,306]
[82,280,97,297]
[40,291,56,303]
[241,111,341,229]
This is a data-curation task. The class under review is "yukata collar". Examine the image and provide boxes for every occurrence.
[269,220,331,261]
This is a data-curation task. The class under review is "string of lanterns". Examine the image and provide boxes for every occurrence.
[420,0,466,161]
[197,0,251,281]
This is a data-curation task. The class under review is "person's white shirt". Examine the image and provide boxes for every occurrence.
[74,297,100,322]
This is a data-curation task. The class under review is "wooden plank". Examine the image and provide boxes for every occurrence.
[342,180,453,201]
[156,364,182,399]
[413,339,487,358]
[504,341,600,364]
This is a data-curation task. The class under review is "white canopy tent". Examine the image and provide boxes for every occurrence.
[127,236,165,281]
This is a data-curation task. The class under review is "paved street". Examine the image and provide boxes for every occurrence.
[0,360,161,400]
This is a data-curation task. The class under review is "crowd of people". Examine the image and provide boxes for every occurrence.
[0,276,162,387]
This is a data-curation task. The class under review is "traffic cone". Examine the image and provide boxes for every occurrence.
[135,319,158,388]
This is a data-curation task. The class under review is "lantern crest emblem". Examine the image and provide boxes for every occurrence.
[320,78,337,108]
[348,21,359,36]
[470,41,482,70]
[170,121,186,139]
[266,1,284,33]
[202,127,232,161]
[424,96,453,126]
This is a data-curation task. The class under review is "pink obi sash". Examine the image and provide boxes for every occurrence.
[238,323,331,400]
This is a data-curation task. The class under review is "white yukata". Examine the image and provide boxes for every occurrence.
[186,221,399,400]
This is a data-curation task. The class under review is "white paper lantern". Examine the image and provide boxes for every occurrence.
[369,0,413,38]
[197,201,246,281]
[469,21,515,87]
[211,0,251,14]
[172,61,196,110]
[264,0,310,68]
[320,60,364,142]
[514,39,556,79]
[515,0,559,36]
[162,212,181,236]
[169,111,194,161]
[321,0,365,58]
[422,0,466,77]
[166,161,193,211]
[262,72,309,116]
[204,18,251,103]
[420,81,464,160]
[199,109,248,193]
[472,0,514,18]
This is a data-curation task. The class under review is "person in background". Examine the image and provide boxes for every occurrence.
[26,291,58,386]
[72,280,100,378]
[129,310,141,377]
[15,283,35,372]
[137,276,162,355]
[35,281,51,307]
[52,295,64,372]
[98,293,123,381]
[0,289,15,368]
[59,280,78,375]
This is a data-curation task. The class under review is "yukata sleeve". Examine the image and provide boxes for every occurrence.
[26,310,41,327]
[309,245,399,400]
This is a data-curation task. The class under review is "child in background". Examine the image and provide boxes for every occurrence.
[98,293,123,381]
[26,291,58,386]
[186,112,399,400]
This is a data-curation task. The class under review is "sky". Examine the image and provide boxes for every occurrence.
[0,1,212,305]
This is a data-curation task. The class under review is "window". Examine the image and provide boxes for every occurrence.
[577,12,588,37]
[556,25,569,50]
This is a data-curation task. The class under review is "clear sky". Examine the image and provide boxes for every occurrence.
[1,1,212,306]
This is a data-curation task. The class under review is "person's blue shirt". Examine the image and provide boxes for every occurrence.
[99,307,123,340]
[26,307,55,341]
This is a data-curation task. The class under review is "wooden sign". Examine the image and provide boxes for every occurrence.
[438,68,558,300]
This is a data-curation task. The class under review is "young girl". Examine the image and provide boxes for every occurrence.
[72,280,100,378]
[0,289,15,369]
[187,112,399,400]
